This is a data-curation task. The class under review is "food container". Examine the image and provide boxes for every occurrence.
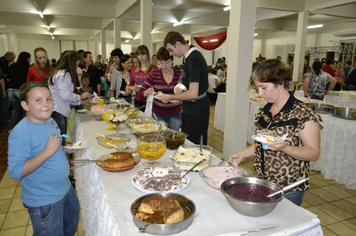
[305,102,334,114]
[98,96,111,104]
[131,193,195,235]
[96,153,141,172]
[331,106,356,120]
[96,134,130,149]
[125,107,139,118]
[199,165,252,190]
[127,122,168,138]
[171,144,212,171]
[161,130,188,149]
[220,177,283,217]
[137,134,166,164]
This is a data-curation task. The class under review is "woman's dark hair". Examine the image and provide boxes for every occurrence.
[156,46,173,61]
[312,61,322,75]
[14,51,31,69]
[111,48,123,58]
[136,45,153,74]
[326,59,335,65]
[19,81,50,102]
[250,59,291,90]
[49,51,80,92]
[118,54,131,71]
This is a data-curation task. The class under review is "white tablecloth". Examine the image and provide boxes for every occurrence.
[73,111,323,236]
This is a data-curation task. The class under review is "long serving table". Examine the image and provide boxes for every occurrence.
[72,111,323,236]
[214,93,356,190]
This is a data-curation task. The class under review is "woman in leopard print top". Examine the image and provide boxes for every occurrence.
[230,59,323,206]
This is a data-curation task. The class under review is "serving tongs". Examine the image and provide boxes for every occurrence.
[71,159,104,164]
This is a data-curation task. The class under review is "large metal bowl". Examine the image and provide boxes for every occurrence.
[131,193,196,235]
[220,177,283,217]
[331,106,356,120]
[98,96,111,104]
[306,102,334,114]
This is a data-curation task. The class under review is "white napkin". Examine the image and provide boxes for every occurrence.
[144,94,153,117]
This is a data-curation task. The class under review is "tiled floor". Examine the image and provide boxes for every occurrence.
[0,105,356,235]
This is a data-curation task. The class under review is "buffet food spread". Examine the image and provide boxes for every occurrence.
[72,99,322,236]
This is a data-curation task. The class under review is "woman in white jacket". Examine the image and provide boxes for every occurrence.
[48,51,92,145]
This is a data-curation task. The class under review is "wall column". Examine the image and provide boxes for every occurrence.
[223,0,257,159]
[101,30,107,62]
[293,11,309,82]
[114,18,122,49]
[140,0,152,54]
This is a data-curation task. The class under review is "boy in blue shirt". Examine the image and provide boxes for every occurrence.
[8,82,80,235]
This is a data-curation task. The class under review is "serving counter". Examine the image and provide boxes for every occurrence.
[72,110,322,236]
[214,93,356,190]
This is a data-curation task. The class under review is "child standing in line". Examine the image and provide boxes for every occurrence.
[80,73,95,95]
[8,82,80,235]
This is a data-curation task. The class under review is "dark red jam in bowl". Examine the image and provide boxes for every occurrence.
[225,183,281,203]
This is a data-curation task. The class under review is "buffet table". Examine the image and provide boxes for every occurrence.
[214,94,356,190]
[73,110,323,236]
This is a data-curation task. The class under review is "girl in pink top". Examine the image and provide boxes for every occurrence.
[128,45,158,111]
[335,60,345,91]
[27,47,53,82]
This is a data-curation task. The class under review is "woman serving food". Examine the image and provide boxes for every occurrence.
[230,59,323,206]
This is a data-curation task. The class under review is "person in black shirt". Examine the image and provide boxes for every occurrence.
[82,51,101,95]
[8,52,31,132]
[0,51,16,123]
[161,31,210,145]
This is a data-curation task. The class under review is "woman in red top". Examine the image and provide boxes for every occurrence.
[128,45,158,111]
[27,47,53,82]
[139,47,181,131]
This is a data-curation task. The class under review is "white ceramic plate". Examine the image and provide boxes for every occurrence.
[251,135,279,145]
[77,109,88,113]
[131,175,190,194]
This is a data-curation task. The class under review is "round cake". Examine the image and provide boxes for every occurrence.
[103,152,135,168]
[134,166,186,191]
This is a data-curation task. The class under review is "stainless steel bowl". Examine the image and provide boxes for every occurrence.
[98,96,111,104]
[332,107,356,120]
[306,103,334,114]
[131,193,196,235]
[221,177,283,217]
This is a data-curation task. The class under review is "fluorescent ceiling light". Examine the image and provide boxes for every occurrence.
[307,24,323,29]
[173,22,183,27]
[254,33,258,36]
[202,40,208,43]
[51,35,54,39]
[125,39,129,43]
[210,39,218,42]
[46,26,50,30]
[39,11,43,18]
[133,36,140,40]
[224,6,231,11]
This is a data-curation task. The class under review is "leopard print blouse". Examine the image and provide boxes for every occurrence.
[254,95,323,191]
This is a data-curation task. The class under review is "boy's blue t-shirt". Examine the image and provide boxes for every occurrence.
[8,117,71,207]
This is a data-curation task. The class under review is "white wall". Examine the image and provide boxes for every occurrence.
[18,38,61,63]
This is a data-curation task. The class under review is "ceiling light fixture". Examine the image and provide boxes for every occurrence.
[133,36,140,40]
[254,33,258,36]
[307,24,323,29]
[51,35,54,39]
[46,25,50,30]
[223,6,231,11]
[38,11,43,18]
[173,22,183,27]
[125,39,129,42]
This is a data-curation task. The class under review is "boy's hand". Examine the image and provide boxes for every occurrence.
[44,134,61,157]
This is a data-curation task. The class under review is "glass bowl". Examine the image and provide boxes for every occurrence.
[171,144,212,171]
[96,134,130,149]
[161,130,188,150]
[199,165,252,190]
[137,134,166,167]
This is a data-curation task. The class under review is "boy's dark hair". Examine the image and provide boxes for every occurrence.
[326,59,335,65]
[164,31,187,47]
[19,82,50,102]
[346,61,352,66]
[81,73,90,81]
[156,46,173,61]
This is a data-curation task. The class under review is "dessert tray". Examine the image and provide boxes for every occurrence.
[131,175,190,194]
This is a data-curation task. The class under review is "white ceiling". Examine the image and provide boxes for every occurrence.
[1,0,356,44]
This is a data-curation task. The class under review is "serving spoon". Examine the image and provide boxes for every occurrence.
[199,135,204,156]
[266,177,310,197]
[179,159,206,181]
[153,121,163,148]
